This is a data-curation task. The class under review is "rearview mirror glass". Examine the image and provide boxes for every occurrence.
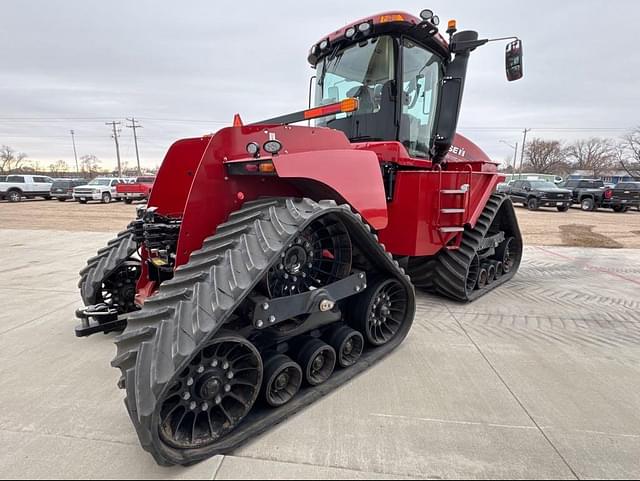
[505,39,523,81]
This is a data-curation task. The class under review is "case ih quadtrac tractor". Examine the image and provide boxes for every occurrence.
[76,10,524,465]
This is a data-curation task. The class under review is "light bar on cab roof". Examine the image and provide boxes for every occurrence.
[379,14,406,23]
[252,98,359,126]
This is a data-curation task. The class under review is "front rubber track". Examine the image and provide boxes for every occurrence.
[78,228,137,306]
[111,198,415,466]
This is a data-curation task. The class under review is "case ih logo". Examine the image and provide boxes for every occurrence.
[449,145,467,157]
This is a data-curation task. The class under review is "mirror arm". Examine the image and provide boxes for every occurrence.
[451,36,520,54]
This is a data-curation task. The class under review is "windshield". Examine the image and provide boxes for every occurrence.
[88,179,111,186]
[530,181,559,189]
[315,36,396,141]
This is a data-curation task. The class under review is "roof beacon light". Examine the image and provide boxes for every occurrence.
[447,19,458,36]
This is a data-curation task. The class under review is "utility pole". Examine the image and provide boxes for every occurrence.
[106,121,122,177]
[519,128,531,179]
[70,130,79,174]
[126,117,142,175]
[499,140,518,170]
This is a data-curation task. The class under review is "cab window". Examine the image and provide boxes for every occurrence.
[399,39,442,158]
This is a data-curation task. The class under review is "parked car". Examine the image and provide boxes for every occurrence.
[73,177,125,204]
[50,178,87,202]
[610,181,640,212]
[508,179,573,211]
[562,178,631,212]
[116,175,155,204]
[0,174,54,202]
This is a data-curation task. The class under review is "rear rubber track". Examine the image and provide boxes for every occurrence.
[409,193,523,302]
[111,197,415,466]
[78,228,137,306]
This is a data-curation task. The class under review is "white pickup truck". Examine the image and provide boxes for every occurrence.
[0,174,54,202]
[73,177,125,204]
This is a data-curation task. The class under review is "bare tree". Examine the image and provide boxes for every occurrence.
[0,145,29,174]
[523,138,567,174]
[619,127,640,178]
[566,137,616,178]
[49,159,70,174]
[80,154,101,176]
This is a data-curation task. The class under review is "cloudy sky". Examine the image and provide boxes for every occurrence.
[1,0,638,171]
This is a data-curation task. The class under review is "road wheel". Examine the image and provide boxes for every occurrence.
[125,198,133,204]
[101,192,112,204]
[557,204,570,212]
[57,198,66,202]
[79,199,88,204]
[527,198,539,211]
[7,190,22,203]
[581,198,595,211]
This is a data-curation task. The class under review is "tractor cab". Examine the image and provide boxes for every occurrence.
[309,11,523,163]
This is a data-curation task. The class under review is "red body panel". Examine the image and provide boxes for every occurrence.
[174,125,387,266]
[138,123,503,300]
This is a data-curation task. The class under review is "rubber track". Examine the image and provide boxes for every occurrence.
[111,198,414,466]
[78,228,137,306]
[409,194,523,302]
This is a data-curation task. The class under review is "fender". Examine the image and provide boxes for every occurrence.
[272,149,388,230]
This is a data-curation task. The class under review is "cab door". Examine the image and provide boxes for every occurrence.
[510,181,524,202]
[110,179,121,197]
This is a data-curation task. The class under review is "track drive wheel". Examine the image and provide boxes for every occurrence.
[351,278,411,347]
[261,354,302,408]
[158,335,262,450]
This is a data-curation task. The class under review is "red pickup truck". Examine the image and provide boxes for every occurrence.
[116,176,155,204]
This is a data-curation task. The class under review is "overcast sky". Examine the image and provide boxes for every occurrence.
[1,0,638,170]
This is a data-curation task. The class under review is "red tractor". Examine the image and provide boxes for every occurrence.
[76,10,524,466]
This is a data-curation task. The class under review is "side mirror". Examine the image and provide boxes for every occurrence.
[505,39,523,81]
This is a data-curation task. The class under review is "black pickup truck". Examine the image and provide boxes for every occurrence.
[562,178,637,212]
[507,179,573,211]
[610,181,640,212]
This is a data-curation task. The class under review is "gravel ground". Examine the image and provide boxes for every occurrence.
[1,198,639,248]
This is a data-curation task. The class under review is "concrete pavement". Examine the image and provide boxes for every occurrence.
[0,229,639,479]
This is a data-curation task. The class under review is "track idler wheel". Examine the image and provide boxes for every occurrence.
[466,254,480,292]
[158,336,262,450]
[495,261,504,278]
[351,278,411,347]
[326,326,364,368]
[297,339,336,386]
[262,354,303,408]
[496,237,517,274]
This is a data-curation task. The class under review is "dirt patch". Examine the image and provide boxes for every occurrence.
[2,198,640,249]
[559,224,623,249]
